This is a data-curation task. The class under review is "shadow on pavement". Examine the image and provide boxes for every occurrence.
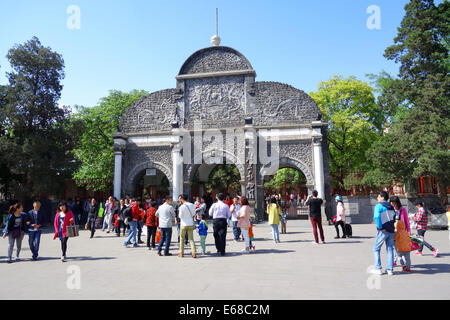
[36,256,117,262]
[398,263,450,275]
[348,236,374,240]
[322,241,362,245]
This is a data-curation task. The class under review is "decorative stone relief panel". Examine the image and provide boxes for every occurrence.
[179,47,252,75]
[125,146,173,187]
[184,76,246,129]
[279,140,313,175]
[250,82,321,126]
[120,89,180,134]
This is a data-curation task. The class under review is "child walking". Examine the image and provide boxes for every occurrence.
[394,220,412,272]
[249,223,255,252]
[198,214,209,255]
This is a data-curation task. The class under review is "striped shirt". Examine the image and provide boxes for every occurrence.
[413,207,428,231]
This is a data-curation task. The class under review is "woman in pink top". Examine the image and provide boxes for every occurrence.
[54,201,75,262]
[389,196,410,234]
[237,197,251,254]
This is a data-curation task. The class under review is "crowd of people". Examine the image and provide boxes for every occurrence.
[1,190,444,274]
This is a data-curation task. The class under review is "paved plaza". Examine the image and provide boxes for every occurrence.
[0,220,449,300]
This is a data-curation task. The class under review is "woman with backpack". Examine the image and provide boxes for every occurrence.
[2,203,29,263]
[53,201,75,262]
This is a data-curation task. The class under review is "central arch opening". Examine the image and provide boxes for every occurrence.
[263,167,309,219]
[135,168,171,201]
[191,164,242,199]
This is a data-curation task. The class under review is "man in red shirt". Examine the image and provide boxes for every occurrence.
[123,198,143,248]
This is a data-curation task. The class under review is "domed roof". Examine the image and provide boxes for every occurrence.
[178,46,254,76]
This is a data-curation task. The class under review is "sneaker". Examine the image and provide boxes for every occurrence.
[15,257,20,262]
[321,241,326,244]
[387,270,394,276]
[402,266,412,273]
[241,249,250,254]
[164,253,172,257]
[61,256,65,262]
[7,259,12,264]
[334,236,340,239]
[312,241,319,245]
[393,262,398,267]
[123,243,129,248]
[371,268,383,275]
[432,248,439,258]
[414,251,423,256]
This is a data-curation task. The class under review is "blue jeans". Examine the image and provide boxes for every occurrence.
[271,224,280,242]
[124,221,137,246]
[373,230,395,271]
[232,221,241,240]
[158,228,173,255]
[28,230,42,259]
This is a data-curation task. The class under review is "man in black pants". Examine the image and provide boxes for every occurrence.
[87,198,99,239]
[208,193,231,256]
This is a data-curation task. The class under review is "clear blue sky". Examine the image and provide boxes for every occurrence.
[0,0,412,109]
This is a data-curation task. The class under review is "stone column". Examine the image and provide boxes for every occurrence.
[113,132,128,200]
[311,122,325,199]
[172,143,183,203]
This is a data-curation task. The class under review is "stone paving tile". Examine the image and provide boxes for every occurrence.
[0,220,448,299]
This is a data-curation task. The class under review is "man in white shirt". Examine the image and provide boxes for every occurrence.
[155,197,176,256]
[230,196,242,242]
[178,195,197,258]
[209,193,231,256]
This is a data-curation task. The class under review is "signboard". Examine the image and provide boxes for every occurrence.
[146,169,157,176]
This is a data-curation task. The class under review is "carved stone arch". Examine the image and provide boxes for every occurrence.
[184,149,245,183]
[260,157,314,186]
[126,161,173,192]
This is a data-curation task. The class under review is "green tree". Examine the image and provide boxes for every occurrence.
[205,164,241,195]
[365,0,449,205]
[0,37,75,200]
[72,90,148,192]
[310,75,385,190]
[264,168,307,194]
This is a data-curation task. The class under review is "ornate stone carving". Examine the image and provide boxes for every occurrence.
[184,76,245,127]
[125,147,173,186]
[120,89,180,134]
[179,47,253,75]
[279,141,313,170]
[250,82,321,126]
[246,143,256,201]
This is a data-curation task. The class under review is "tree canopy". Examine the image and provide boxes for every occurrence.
[0,37,76,200]
[365,0,449,204]
[309,75,385,190]
[71,90,148,192]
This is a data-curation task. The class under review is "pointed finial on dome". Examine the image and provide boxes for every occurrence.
[211,8,221,46]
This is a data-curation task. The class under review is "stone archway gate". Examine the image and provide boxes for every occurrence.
[114,45,331,221]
